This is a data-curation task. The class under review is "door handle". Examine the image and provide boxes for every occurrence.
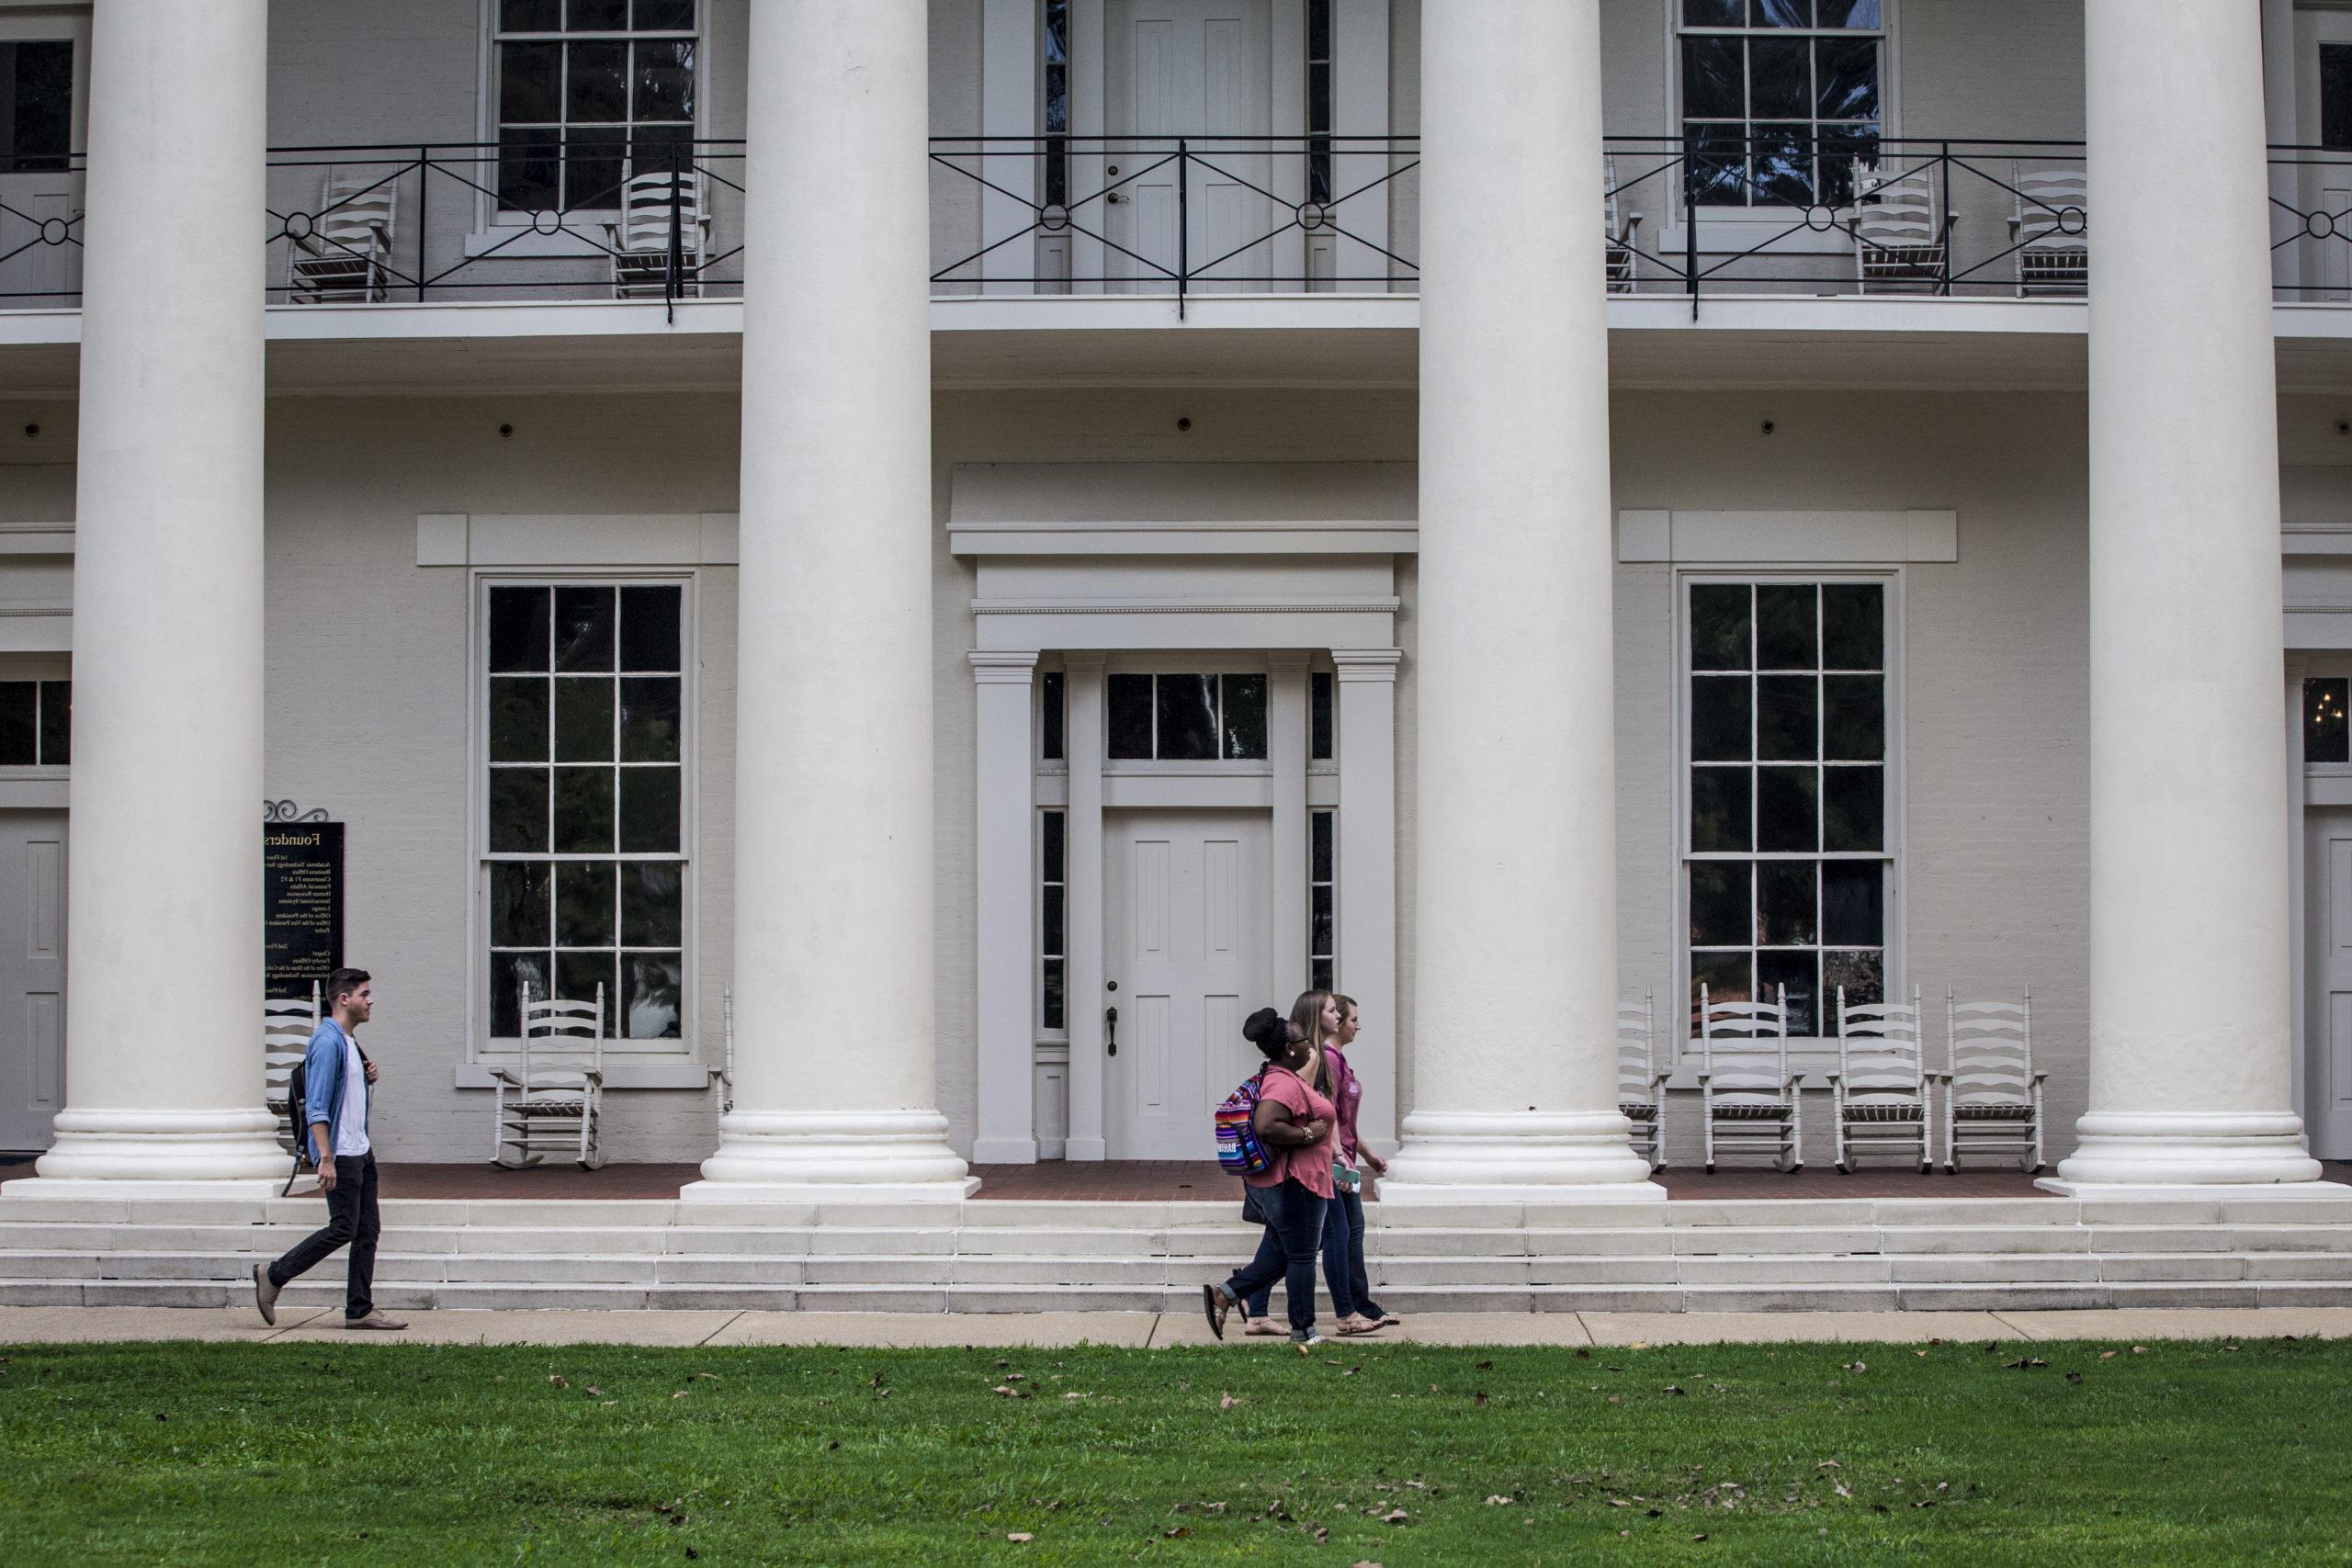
[1105,1005,1119,1056]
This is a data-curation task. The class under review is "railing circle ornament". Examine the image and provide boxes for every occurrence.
[284,211,314,242]
[1297,199,1333,232]
[2056,205,2087,236]
[1039,202,1071,234]
[2311,210,2337,242]
[529,209,563,237]
[38,218,68,246]
[1803,203,1838,233]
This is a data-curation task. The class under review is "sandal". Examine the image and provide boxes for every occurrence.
[1335,1314,1387,1336]
[1243,1318,1286,1337]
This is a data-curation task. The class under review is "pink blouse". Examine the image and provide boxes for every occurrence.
[1243,1064,1338,1198]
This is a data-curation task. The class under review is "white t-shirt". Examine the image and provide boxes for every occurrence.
[332,1026,369,1157]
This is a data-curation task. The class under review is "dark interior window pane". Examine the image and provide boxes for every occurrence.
[1690,584,1751,670]
[1756,675,1818,761]
[1681,36,1745,120]
[621,861,684,947]
[633,39,695,122]
[555,859,617,948]
[556,952,620,1032]
[1042,958,1066,1031]
[1691,952,1753,1020]
[570,0,628,31]
[567,40,628,122]
[2330,46,2352,152]
[633,0,695,29]
[492,951,551,1036]
[553,587,616,672]
[1308,62,1331,138]
[1747,37,1809,118]
[566,130,627,209]
[1690,675,1752,761]
[618,585,682,671]
[498,129,562,211]
[1308,0,1331,62]
[1042,883,1064,956]
[1042,810,1066,884]
[1311,811,1334,882]
[1823,675,1884,761]
[1311,886,1334,955]
[2308,678,2351,764]
[1750,0,1811,23]
[1824,765,1883,851]
[1156,674,1218,761]
[1221,674,1269,760]
[1040,671,1066,761]
[1310,671,1334,759]
[1107,674,1153,759]
[1311,957,1335,993]
[37,681,67,766]
[618,767,681,853]
[623,953,684,1039]
[0,682,33,766]
[1821,582,1883,669]
[1751,122,1813,207]
[1817,0,1879,27]
[554,676,616,762]
[1689,860,1752,947]
[552,766,616,853]
[489,768,549,852]
[1822,861,1883,946]
[500,40,562,123]
[1815,37,1879,119]
[1690,768,1752,853]
[1815,125,1877,208]
[1758,949,1820,1036]
[490,586,550,672]
[1684,0,1743,21]
[618,675,682,762]
[1758,860,1817,946]
[503,0,562,30]
[5,41,71,172]
[494,862,557,950]
[1756,585,1818,669]
[1756,766,1818,852]
[1824,949,1884,1015]
[490,677,550,763]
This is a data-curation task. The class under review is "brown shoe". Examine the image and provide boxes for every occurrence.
[252,1263,279,1327]
[344,1311,408,1331]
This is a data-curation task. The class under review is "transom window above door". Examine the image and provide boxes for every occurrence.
[1680,0,1883,210]
[1107,673,1268,761]
[492,0,697,214]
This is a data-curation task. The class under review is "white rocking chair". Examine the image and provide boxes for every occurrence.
[1618,988,1669,1171]
[1604,152,1642,295]
[1850,161,1950,294]
[288,173,397,303]
[1830,984,1933,1175]
[1944,986,2046,1173]
[491,982,606,1169]
[713,984,735,1137]
[1697,982,1803,1173]
[2010,164,2087,297]
[605,166,708,299]
[263,983,322,1155]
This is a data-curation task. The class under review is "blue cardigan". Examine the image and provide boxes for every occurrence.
[300,1019,366,1155]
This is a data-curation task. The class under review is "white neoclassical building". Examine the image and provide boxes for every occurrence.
[6,0,2352,1224]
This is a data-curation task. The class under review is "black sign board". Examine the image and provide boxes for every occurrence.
[265,822,345,996]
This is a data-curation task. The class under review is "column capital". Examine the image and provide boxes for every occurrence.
[969,649,1040,685]
[1332,648,1404,682]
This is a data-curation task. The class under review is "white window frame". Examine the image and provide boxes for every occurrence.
[1100,653,1280,773]
[1661,0,1902,248]
[1672,567,1906,1065]
[471,0,711,243]
[469,569,699,1062]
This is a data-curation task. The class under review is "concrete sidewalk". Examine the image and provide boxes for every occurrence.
[6,1303,2352,1348]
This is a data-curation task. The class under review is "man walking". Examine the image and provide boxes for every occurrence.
[253,968,406,1330]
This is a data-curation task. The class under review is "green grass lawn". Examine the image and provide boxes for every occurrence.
[2,1333,2347,1565]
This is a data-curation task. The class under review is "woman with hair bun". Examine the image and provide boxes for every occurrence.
[1202,1004,1338,1349]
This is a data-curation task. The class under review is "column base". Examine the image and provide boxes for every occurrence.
[969,1137,1039,1166]
[681,1108,979,1202]
[1376,1109,1668,1202]
[2049,1110,2324,1188]
[21,1107,288,1185]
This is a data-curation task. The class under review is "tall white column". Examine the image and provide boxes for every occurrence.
[2052,0,2323,1190]
[1061,654,1108,1160]
[687,0,973,1200]
[1380,0,1658,1201]
[971,650,1040,1164]
[20,0,282,1190]
[1333,649,1400,1153]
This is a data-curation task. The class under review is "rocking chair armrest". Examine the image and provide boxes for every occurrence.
[1648,1069,1672,1089]
[2028,1072,2050,1084]
[487,1066,526,1089]
[1781,1074,1807,1093]
[580,1068,605,1087]
[1823,1072,1843,1087]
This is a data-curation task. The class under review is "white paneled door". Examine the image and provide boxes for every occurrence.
[0,811,64,1151]
[1104,809,1272,1158]
[1104,0,1272,292]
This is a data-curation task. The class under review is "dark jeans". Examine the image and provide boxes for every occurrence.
[267,1152,379,1320]
[1247,1187,1384,1322]
[1220,1178,1325,1338]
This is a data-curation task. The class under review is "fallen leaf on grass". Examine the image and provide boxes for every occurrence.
[1834,1484,1854,1498]
[1006,1532,1034,1543]
[1475,1359,1493,1370]
[2099,1350,2117,1360]
[2064,1371,2084,1385]
[1219,1393,1238,1410]
[1060,1392,1091,1401]
[1844,1361,1867,1375]
[1815,1461,1840,1471]
[2132,1345,2147,1355]
[1475,1391,1489,1407]
[548,1375,569,1389]
[1663,1385,1687,1396]
[1164,1528,1192,1539]
[1605,1395,1622,1405]
[993,1385,1030,1400]
[1380,1508,1409,1525]
[1314,1526,1332,1543]
[1486,1495,1515,1506]
[672,1391,688,1400]
[2004,1358,2050,1371]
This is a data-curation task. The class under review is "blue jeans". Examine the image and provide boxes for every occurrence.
[1220,1178,1326,1338]
[1247,1187,1383,1323]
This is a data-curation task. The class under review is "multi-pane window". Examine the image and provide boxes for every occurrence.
[1306,0,1335,206]
[1043,0,1070,209]
[1310,671,1335,761]
[1687,580,1890,1037]
[1680,0,1883,209]
[0,681,67,766]
[493,0,697,214]
[1040,810,1067,1032]
[2309,678,2350,763]
[486,583,686,1042]
[1310,809,1337,993]
[1039,670,1066,762]
[2326,45,2352,152]
[0,41,71,175]
[1106,673,1269,761]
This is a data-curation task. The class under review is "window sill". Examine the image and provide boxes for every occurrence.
[456,1060,715,1090]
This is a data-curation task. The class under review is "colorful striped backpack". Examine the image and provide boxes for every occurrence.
[1215,1068,1272,1176]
